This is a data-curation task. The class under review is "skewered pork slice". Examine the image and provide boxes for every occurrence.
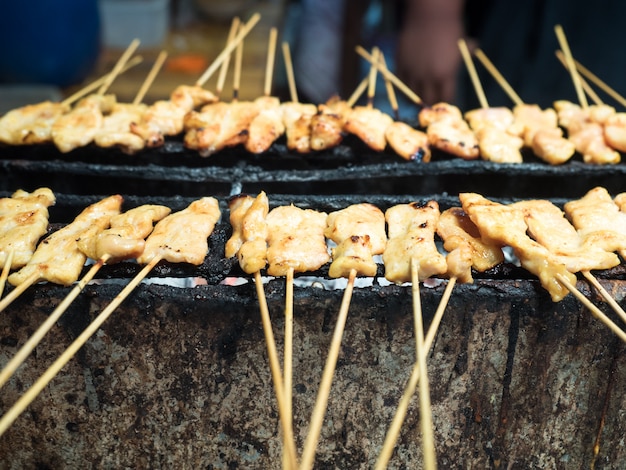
[8,195,123,286]
[343,106,393,152]
[0,101,69,145]
[310,97,351,151]
[94,103,148,154]
[281,102,317,153]
[137,197,221,266]
[265,205,329,276]
[384,121,431,161]
[234,191,269,274]
[245,96,285,154]
[0,187,56,270]
[383,201,447,283]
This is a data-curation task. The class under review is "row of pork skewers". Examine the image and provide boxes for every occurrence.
[2,185,626,305]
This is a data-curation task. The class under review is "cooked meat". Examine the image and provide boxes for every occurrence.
[426,119,480,160]
[464,107,516,133]
[383,201,447,283]
[418,102,463,127]
[94,103,147,154]
[137,197,221,265]
[281,101,317,153]
[51,94,116,153]
[459,192,577,302]
[245,97,285,154]
[225,195,255,259]
[603,112,626,152]
[8,195,123,286]
[265,205,329,276]
[131,85,218,148]
[512,199,620,272]
[0,188,56,270]
[437,207,504,283]
[344,106,394,152]
[310,98,350,151]
[329,235,377,278]
[0,101,69,145]
[563,186,626,259]
[236,191,270,274]
[512,103,575,165]
[474,126,524,163]
[384,121,431,161]
[78,204,171,263]
[554,100,620,164]
[325,203,387,255]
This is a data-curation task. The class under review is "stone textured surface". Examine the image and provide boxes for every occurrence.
[0,279,625,469]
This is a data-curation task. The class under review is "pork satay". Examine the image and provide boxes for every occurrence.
[131,85,218,148]
[418,102,463,128]
[419,102,479,160]
[225,195,255,259]
[234,191,269,274]
[384,121,431,162]
[0,188,56,270]
[94,102,148,154]
[512,199,620,272]
[310,97,351,151]
[459,192,576,302]
[512,103,575,165]
[77,204,171,263]
[51,94,116,153]
[603,112,626,152]
[281,101,317,153]
[436,207,504,283]
[563,186,626,259]
[245,96,285,154]
[343,106,394,152]
[383,201,447,283]
[325,203,386,278]
[554,100,620,164]
[464,107,524,163]
[183,101,230,155]
[137,197,220,266]
[0,101,69,145]
[8,195,123,287]
[265,205,329,276]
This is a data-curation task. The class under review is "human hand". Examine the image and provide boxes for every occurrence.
[396,16,468,105]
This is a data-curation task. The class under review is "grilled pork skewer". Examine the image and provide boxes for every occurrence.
[301,202,387,470]
[0,203,171,390]
[0,187,56,271]
[0,196,221,439]
[419,102,480,160]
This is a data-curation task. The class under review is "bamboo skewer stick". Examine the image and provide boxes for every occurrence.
[97,38,141,96]
[0,272,39,314]
[232,22,245,101]
[556,274,626,343]
[554,51,603,106]
[0,254,162,438]
[61,56,143,107]
[346,76,368,108]
[473,49,523,107]
[554,24,588,110]
[283,267,295,469]
[196,13,261,87]
[411,259,437,470]
[376,277,456,470]
[355,45,422,104]
[366,47,380,108]
[581,271,626,326]
[0,255,111,389]
[458,38,487,109]
[253,271,298,469]
[216,17,241,98]
[0,250,14,299]
[299,268,357,470]
[558,54,626,109]
[132,50,168,105]
[282,42,298,103]
[264,27,278,98]
[379,52,399,120]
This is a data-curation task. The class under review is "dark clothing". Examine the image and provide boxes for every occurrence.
[458,0,626,111]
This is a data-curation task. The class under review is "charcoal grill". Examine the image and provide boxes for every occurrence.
[0,140,625,468]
